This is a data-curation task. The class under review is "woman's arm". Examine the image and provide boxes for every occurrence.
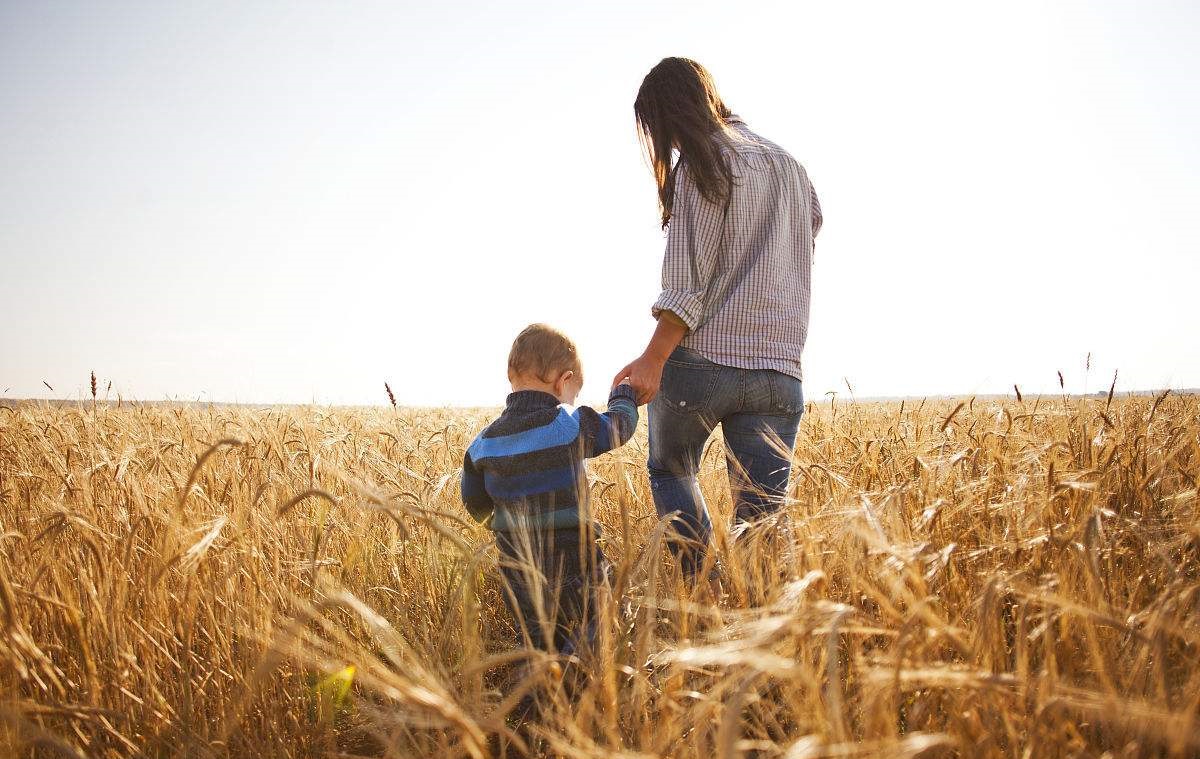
[809,182,823,238]
[648,164,723,331]
[613,164,722,404]
[611,312,688,405]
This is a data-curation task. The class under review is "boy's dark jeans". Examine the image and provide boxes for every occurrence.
[648,346,804,577]
[496,527,606,655]
[495,528,605,739]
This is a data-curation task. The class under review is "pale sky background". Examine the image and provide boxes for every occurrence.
[2,0,1197,406]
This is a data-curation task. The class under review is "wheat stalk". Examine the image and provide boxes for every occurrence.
[0,393,1195,757]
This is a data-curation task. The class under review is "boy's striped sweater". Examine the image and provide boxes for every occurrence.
[461,384,638,532]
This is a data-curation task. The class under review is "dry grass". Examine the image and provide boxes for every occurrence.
[1,392,1197,758]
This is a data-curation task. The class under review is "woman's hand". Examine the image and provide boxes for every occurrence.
[612,312,689,405]
[612,352,668,405]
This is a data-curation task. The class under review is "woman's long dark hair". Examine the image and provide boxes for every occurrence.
[635,57,734,228]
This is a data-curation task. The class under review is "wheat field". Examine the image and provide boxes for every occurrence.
[0,390,1197,758]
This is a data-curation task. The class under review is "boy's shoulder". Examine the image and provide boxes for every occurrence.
[478,403,578,436]
[466,404,585,462]
[466,412,512,451]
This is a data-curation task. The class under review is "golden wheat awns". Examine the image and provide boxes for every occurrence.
[0,393,1196,757]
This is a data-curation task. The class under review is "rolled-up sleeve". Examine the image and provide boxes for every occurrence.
[651,164,724,331]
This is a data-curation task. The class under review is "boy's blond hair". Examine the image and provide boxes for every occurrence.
[508,324,581,382]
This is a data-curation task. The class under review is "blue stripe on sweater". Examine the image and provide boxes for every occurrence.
[484,465,579,499]
[468,407,579,461]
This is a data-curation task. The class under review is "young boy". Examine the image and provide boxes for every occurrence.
[460,323,638,656]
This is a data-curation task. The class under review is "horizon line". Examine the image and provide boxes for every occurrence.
[2,387,1193,411]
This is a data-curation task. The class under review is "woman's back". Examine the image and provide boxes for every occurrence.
[664,116,822,381]
[622,57,820,577]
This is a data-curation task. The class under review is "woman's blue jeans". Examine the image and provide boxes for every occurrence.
[648,346,804,577]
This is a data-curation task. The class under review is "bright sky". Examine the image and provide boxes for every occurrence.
[2,0,1197,406]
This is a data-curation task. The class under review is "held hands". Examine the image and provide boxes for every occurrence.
[611,352,667,406]
[613,311,688,405]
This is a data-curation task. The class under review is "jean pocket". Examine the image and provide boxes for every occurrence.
[659,359,719,416]
[768,372,804,416]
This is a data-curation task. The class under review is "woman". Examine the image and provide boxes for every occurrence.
[612,57,822,578]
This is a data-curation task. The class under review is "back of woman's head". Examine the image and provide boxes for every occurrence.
[634,57,734,228]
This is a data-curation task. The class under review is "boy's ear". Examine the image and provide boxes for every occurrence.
[554,369,574,394]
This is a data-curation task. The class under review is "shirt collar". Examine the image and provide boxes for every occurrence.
[505,390,561,411]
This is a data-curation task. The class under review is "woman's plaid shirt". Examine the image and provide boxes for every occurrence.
[651,116,822,381]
